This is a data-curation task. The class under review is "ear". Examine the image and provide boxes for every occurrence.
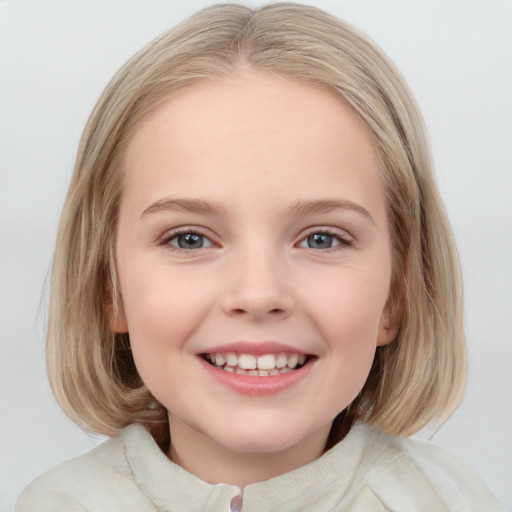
[104,296,129,334]
[376,299,399,347]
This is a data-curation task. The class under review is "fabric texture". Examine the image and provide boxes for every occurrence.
[16,422,503,511]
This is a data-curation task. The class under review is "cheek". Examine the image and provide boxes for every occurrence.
[306,265,390,341]
[300,264,390,398]
[119,272,210,408]
[310,273,387,405]
[119,267,207,369]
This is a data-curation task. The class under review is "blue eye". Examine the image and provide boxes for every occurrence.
[165,231,213,249]
[306,233,337,249]
[298,230,350,250]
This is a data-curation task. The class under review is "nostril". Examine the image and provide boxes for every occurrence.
[225,294,293,319]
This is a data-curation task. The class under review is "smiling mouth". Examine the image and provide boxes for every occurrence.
[201,352,313,376]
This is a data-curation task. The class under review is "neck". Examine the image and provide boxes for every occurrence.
[167,416,332,487]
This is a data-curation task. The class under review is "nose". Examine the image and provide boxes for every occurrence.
[221,248,294,322]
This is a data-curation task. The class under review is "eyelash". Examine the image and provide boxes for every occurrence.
[158,226,353,252]
[297,227,353,251]
[159,227,214,250]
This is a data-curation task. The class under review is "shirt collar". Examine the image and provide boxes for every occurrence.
[124,421,388,511]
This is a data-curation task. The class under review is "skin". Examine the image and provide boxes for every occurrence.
[109,69,396,486]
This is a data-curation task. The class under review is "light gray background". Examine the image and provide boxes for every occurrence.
[1,1,511,510]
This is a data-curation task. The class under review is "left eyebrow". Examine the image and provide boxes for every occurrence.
[140,197,229,219]
[289,199,375,224]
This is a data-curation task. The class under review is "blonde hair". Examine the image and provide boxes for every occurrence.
[47,2,466,446]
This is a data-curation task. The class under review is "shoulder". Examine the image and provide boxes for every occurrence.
[357,424,503,511]
[15,424,157,512]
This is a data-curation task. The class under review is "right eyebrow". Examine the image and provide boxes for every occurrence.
[140,197,229,219]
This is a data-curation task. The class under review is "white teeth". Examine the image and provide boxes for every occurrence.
[206,350,308,375]
[287,354,298,368]
[225,352,237,367]
[275,353,288,368]
[223,366,297,376]
[257,354,276,370]
[238,354,257,370]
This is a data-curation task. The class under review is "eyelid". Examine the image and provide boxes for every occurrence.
[158,226,218,249]
[296,226,354,249]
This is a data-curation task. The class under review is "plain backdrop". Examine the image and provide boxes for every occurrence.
[1,1,511,510]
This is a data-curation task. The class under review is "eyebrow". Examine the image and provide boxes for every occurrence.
[141,197,373,223]
[289,199,374,223]
[141,198,229,218]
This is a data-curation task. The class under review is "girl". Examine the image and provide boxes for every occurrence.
[16,3,503,511]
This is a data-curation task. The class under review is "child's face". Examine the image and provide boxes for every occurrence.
[112,70,395,460]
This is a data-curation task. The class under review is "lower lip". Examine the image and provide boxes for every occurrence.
[198,357,313,396]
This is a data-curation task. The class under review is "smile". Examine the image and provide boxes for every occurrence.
[202,352,309,376]
[197,341,317,395]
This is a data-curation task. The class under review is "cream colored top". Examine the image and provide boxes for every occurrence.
[16,422,503,511]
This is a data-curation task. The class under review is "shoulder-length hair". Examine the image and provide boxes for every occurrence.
[47,2,466,447]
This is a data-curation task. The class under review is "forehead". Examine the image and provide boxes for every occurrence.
[122,70,383,216]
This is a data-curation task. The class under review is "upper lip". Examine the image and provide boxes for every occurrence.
[197,341,310,356]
